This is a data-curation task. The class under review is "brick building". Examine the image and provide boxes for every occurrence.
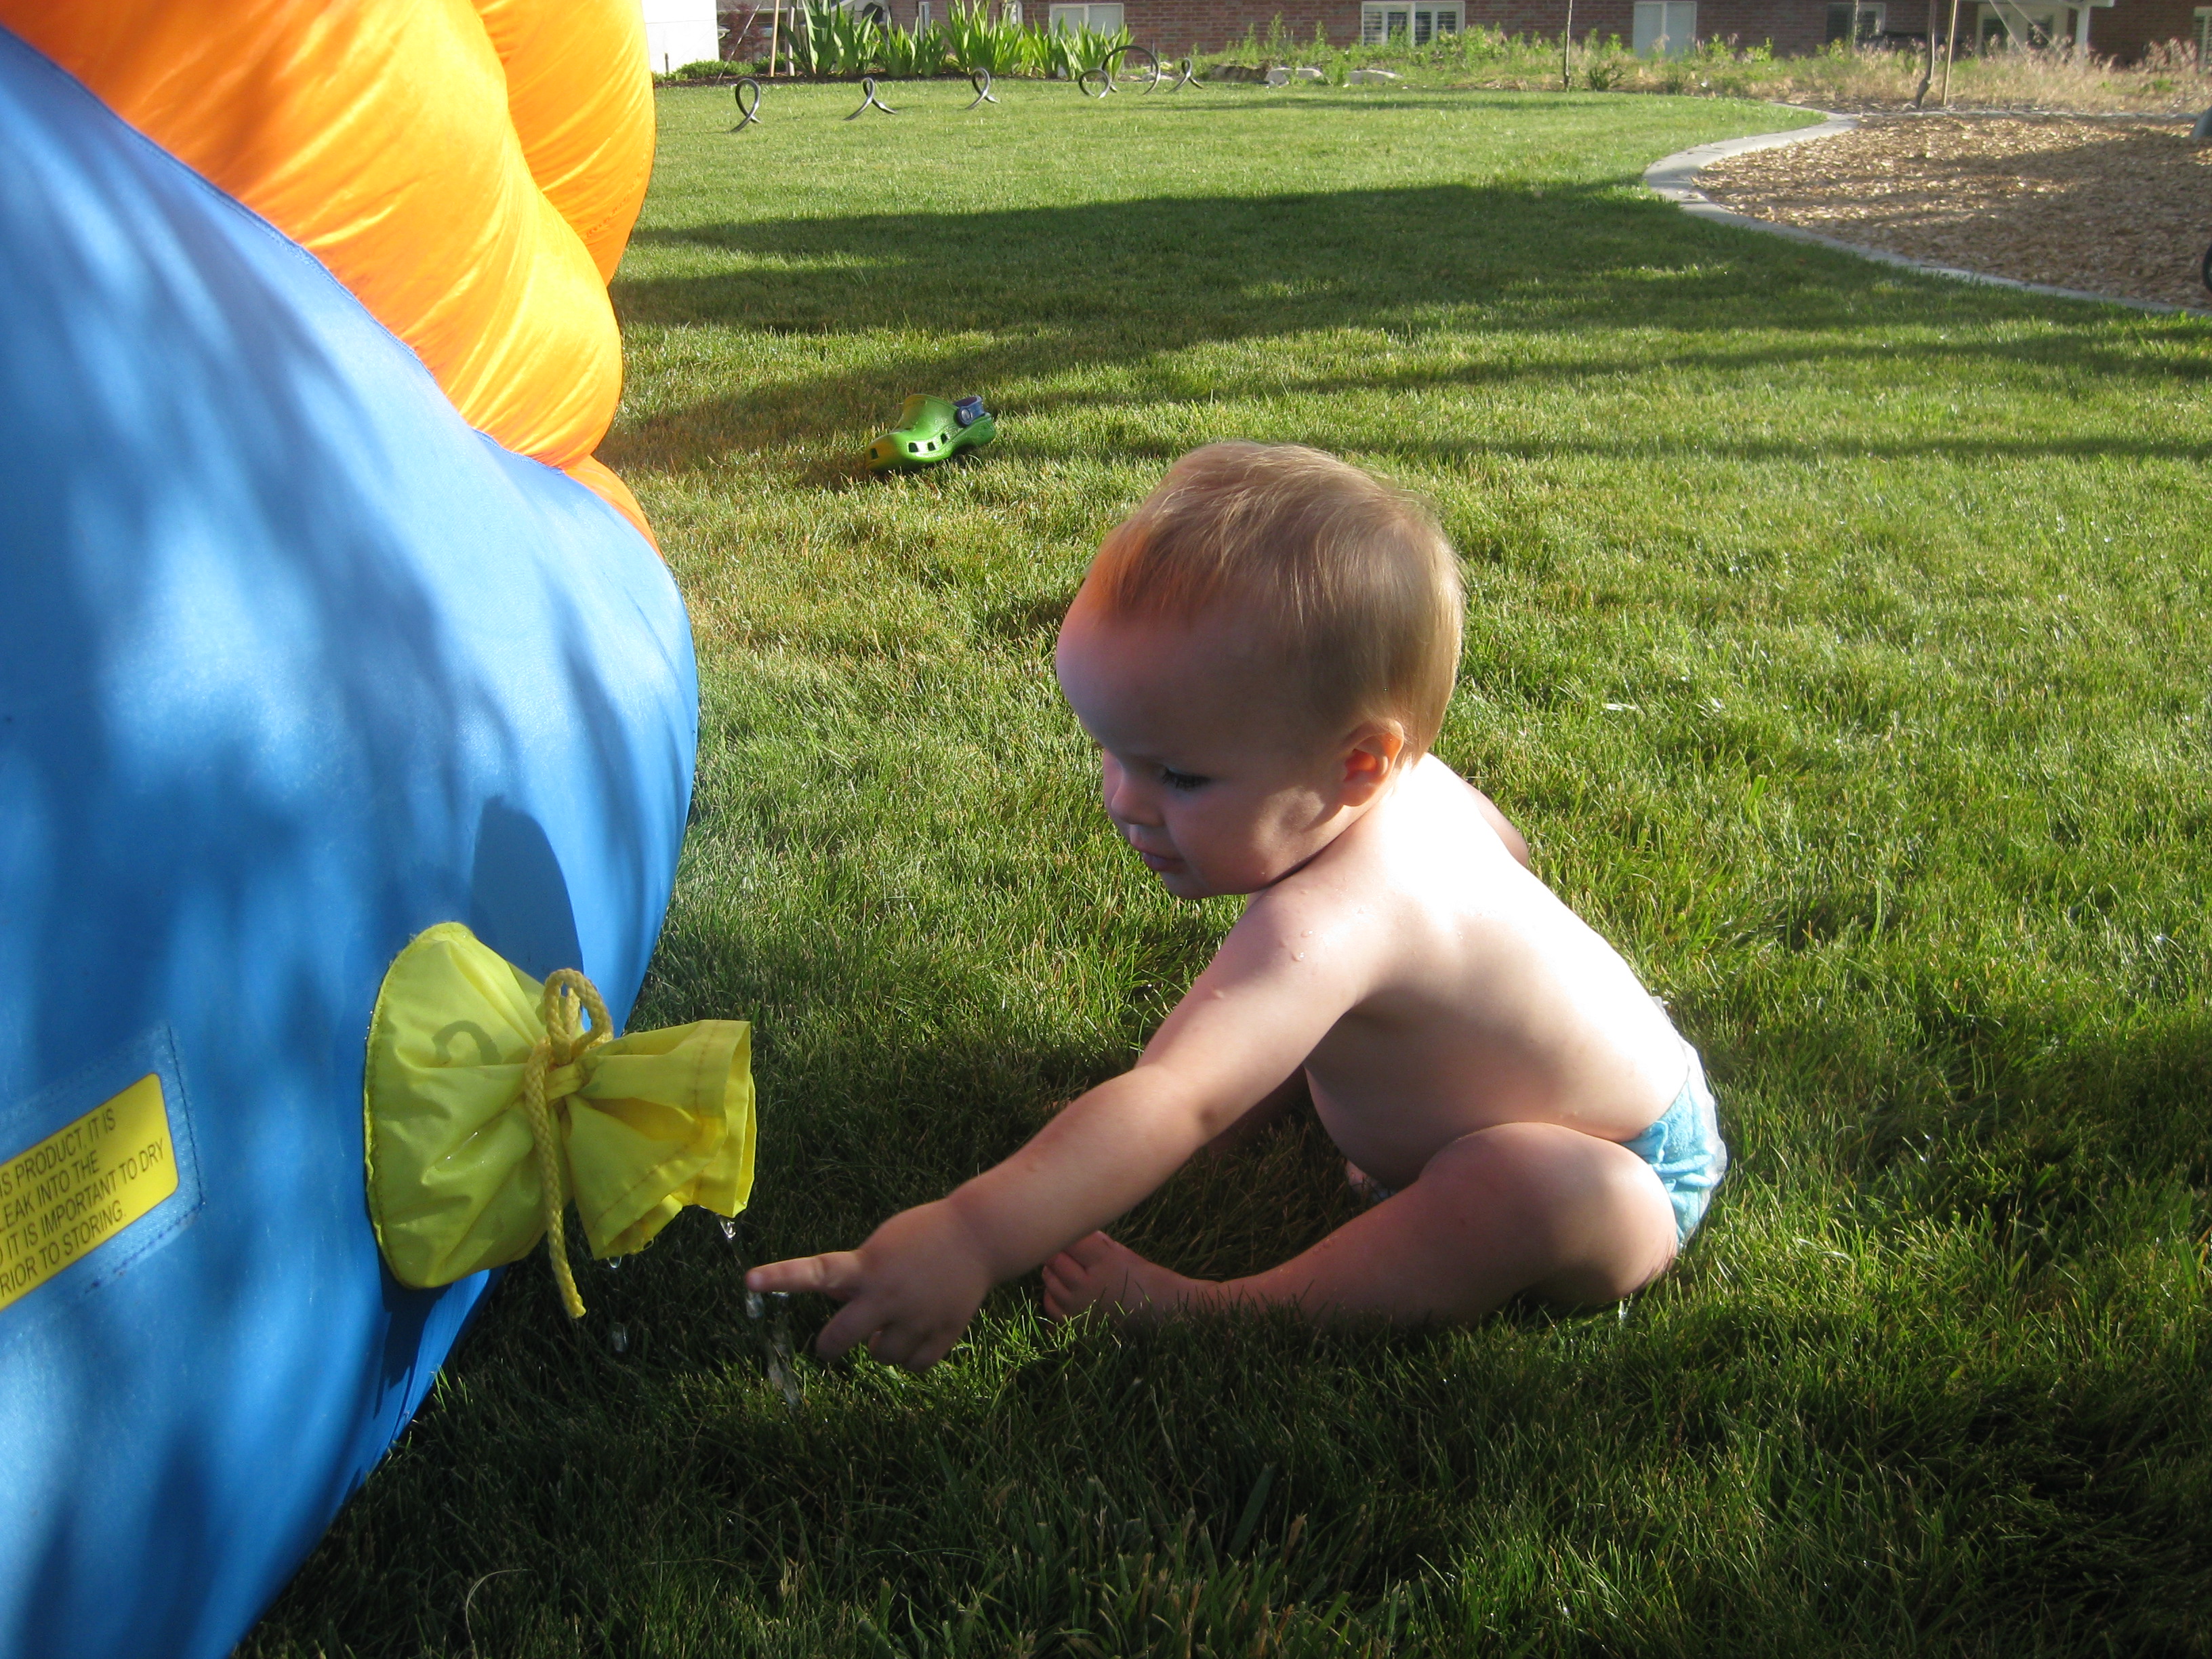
[1050,0,2200,57]
[729,0,2201,62]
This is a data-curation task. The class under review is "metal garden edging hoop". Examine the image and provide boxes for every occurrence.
[844,76,899,119]
[1081,43,1158,96]
[1109,43,1160,90]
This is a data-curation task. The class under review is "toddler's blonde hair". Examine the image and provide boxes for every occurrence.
[1082,443,1463,758]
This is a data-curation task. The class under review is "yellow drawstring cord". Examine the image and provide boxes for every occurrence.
[519,968,613,1319]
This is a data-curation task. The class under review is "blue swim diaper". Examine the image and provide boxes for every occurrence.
[1621,1044,1728,1245]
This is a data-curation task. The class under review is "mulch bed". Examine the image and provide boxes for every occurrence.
[1698,114,2212,312]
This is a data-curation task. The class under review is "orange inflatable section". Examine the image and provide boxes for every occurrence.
[3,0,655,541]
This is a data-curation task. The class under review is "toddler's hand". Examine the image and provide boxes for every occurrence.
[746,1200,996,1372]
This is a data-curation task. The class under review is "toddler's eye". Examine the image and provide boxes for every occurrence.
[1161,767,1208,792]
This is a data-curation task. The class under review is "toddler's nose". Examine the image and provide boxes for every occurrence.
[1100,758,1161,827]
[1107,787,1163,832]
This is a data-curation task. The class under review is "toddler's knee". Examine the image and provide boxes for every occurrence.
[1425,1123,1588,1246]
[1425,1122,1674,1298]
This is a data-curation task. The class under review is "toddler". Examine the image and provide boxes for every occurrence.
[750,443,1726,1370]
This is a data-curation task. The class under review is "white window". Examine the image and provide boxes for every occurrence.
[1001,0,1020,22]
[1633,0,1696,53]
[1361,6,1408,43]
[1048,1,1118,28]
[915,0,930,23]
[1824,1,1885,39]
[1976,1,2062,45]
[1359,3,1462,43]
[2194,4,2210,56]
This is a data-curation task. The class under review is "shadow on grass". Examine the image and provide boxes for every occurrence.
[609,181,2207,481]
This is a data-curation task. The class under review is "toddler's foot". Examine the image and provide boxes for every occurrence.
[1042,1232,1205,1323]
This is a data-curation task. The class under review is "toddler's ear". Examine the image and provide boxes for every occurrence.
[1340,722,1406,803]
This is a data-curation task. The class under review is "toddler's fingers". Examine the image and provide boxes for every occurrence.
[812,1294,888,1361]
[868,1320,958,1373]
[909,1328,962,1371]
[747,1250,864,1299]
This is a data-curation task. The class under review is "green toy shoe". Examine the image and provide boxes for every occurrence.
[867,393,996,471]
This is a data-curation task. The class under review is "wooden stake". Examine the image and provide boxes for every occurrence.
[1942,0,1959,103]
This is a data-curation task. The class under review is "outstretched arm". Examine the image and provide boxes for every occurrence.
[747,1067,1228,1369]
[747,896,1374,1369]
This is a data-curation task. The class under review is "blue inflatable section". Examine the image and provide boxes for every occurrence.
[0,30,696,1659]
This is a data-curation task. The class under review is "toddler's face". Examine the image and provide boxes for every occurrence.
[1054,598,1355,900]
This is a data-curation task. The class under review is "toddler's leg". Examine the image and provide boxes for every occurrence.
[1042,1122,1677,1325]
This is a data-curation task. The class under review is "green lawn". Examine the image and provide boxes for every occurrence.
[244,84,2211,1656]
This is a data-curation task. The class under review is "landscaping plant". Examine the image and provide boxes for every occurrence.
[1032,21,1133,79]
[942,1,1028,77]
[876,21,949,80]
[1197,26,2208,110]
[787,0,882,79]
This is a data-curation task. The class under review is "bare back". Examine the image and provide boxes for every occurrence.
[1223,756,1687,1192]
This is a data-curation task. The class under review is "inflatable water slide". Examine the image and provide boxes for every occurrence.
[0,4,722,1654]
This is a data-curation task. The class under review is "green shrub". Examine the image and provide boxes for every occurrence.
[943,1,1028,74]
[929,9,1131,81]
[1035,26,1086,78]
[876,21,948,77]
[784,1,830,75]
[1456,24,1513,64]
[790,0,882,76]
[1050,22,1133,76]
[1580,33,1631,87]
[659,58,750,81]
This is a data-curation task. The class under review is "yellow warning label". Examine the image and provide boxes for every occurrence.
[0,1075,178,1313]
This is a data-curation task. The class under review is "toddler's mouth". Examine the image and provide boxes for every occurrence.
[1129,842,1183,874]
